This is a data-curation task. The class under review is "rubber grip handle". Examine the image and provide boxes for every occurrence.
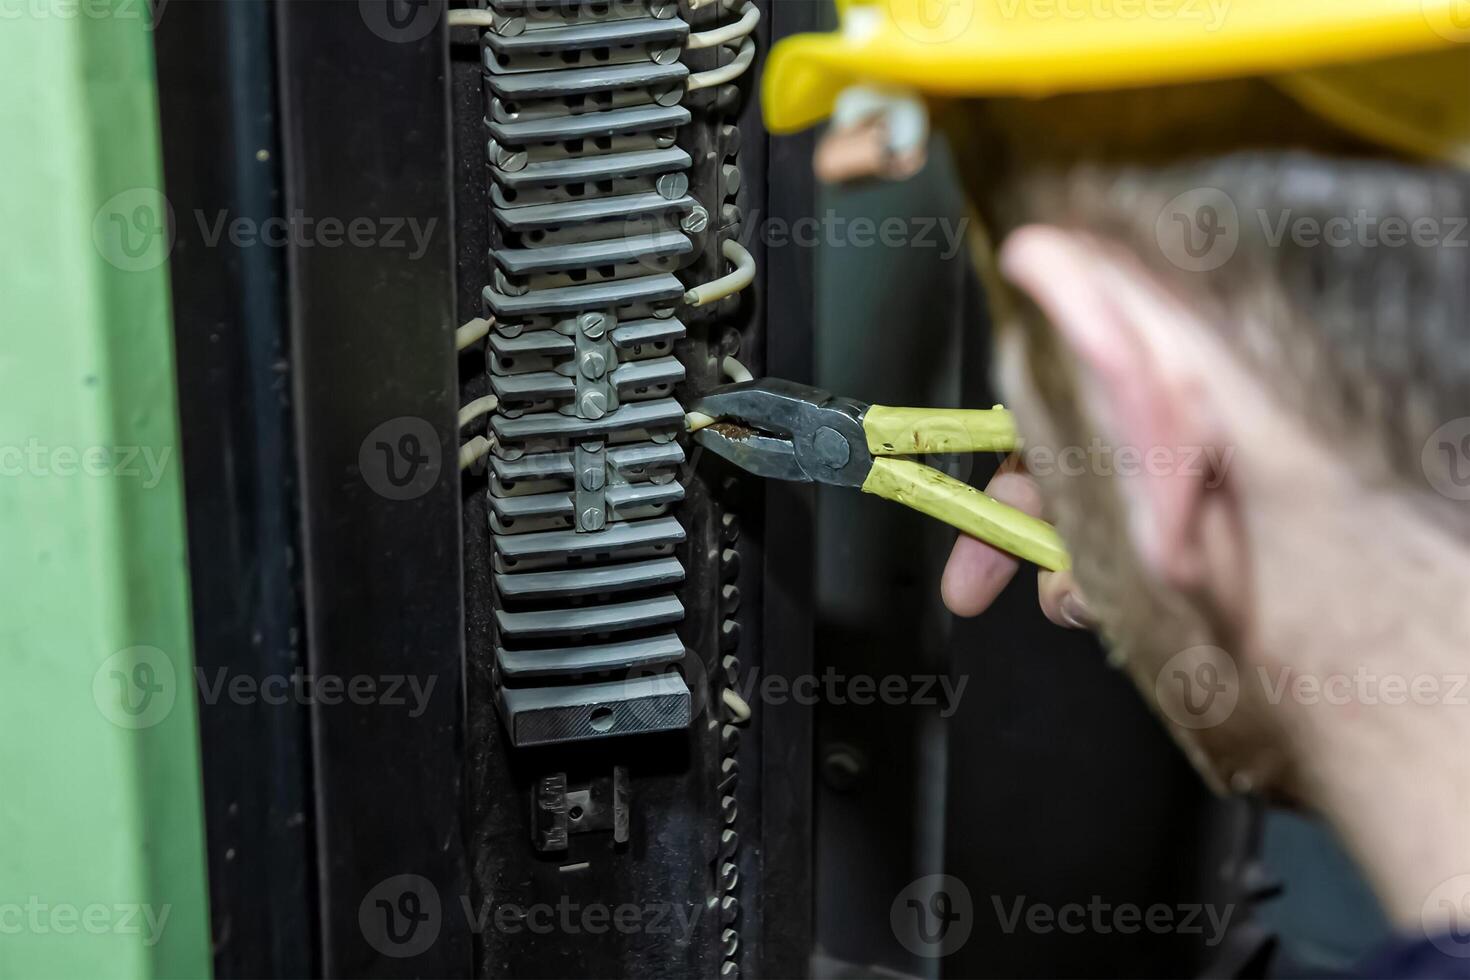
[860,456,1070,572]
[863,405,1019,456]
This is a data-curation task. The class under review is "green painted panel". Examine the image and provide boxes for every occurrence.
[0,4,211,979]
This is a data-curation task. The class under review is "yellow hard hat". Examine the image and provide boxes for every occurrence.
[763,0,1470,167]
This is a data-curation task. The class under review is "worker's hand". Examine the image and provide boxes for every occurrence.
[940,457,1096,629]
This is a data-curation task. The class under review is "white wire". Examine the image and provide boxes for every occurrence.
[722,688,752,723]
[686,38,756,91]
[686,410,716,432]
[458,394,499,428]
[684,239,756,307]
[459,435,494,471]
[687,3,759,50]
[446,8,497,27]
[721,355,752,384]
[456,317,492,351]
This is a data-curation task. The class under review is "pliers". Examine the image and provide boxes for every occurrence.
[689,377,1070,571]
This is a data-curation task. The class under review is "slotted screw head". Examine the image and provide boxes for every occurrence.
[579,390,608,418]
[580,349,607,379]
[578,312,607,338]
[681,206,709,234]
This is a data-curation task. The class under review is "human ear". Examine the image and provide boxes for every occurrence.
[997,224,1228,589]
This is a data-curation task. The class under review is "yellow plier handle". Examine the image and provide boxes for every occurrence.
[857,405,1071,572]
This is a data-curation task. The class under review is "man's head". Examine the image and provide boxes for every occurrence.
[933,78,1470,801]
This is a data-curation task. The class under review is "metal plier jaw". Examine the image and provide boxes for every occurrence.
[690,378,873,489]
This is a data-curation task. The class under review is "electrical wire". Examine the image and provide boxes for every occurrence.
[720,355,752,384]
[460,434,494,471]
[687,3,759,50]
[457,317,492,351]
[722,688,752,723]
[687,37,756,91]
[684,239,756,307]
[458,394,499,429]
[446,8,496,27]
[686,411,716,432]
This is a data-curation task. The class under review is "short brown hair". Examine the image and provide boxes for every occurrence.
[939,79,1470,505]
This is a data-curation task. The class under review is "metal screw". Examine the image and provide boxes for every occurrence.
[579,390,608,418]
[649,0,677,17]
[812,426,850,468]
[680,205,709,234]
[579,462,605,491]
[651,45,681,66]
[492,142,528,172]
[578,312,607,338]
[721,163,741,197]
[655,172,688,200]
[493,268,527,297]
[493,14,525,36]
[721,928,739,958]
[654,85,683,107]
[580,349,607,379]
[580,507,605,531]
[652,129,677,149]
